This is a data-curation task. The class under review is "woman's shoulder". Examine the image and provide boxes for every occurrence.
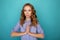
[37,21,40,25]
[36,21,41,27]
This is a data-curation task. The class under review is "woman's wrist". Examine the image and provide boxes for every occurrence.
[19,32,26,36]
[28,32,33,36]
[28,32,36,36]
[24,32,27,35]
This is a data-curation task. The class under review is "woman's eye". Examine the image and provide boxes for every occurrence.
[24,10,31,12]
[24,10,26,11]
[28,10,31,11]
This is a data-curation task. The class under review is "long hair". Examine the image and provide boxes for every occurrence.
[20,3,38,27]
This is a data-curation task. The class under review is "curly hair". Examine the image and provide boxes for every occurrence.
[20,3,38,27]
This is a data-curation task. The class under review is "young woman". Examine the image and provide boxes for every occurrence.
[11,3,44,40]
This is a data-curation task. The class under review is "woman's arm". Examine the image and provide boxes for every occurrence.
[28,32,44,38]
[11,21,26,37]
[11,32,26,37]
[27,23,44,38]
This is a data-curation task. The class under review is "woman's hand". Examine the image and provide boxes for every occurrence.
[25,25,44,38]
[25,25,30,34]
[11,25,30,37]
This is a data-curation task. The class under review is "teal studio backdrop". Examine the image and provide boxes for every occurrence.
[0,0,60,40]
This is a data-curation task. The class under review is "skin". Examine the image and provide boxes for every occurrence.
[11,5,44,38]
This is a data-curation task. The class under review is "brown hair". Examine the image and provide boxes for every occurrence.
[20,3,38,27]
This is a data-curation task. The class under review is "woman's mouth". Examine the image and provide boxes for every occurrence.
[26,15,29,16]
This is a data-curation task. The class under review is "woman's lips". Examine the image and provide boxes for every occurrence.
[26,15,29,16]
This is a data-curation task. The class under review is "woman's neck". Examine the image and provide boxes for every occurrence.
[25,17,31,21]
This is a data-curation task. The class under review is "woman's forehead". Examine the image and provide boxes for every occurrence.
[24,6,32,10]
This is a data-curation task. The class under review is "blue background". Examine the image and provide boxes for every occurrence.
[0,0,60,40]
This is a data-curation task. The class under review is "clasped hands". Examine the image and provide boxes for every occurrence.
[24,25,31,35]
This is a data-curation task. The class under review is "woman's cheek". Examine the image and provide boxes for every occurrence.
[24,12,27,16]
[24,11,26,14]
[29,11,32,16]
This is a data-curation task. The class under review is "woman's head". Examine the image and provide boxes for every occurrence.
[20,3,38,27]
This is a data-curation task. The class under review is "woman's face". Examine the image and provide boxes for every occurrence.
[24,5,32,18]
